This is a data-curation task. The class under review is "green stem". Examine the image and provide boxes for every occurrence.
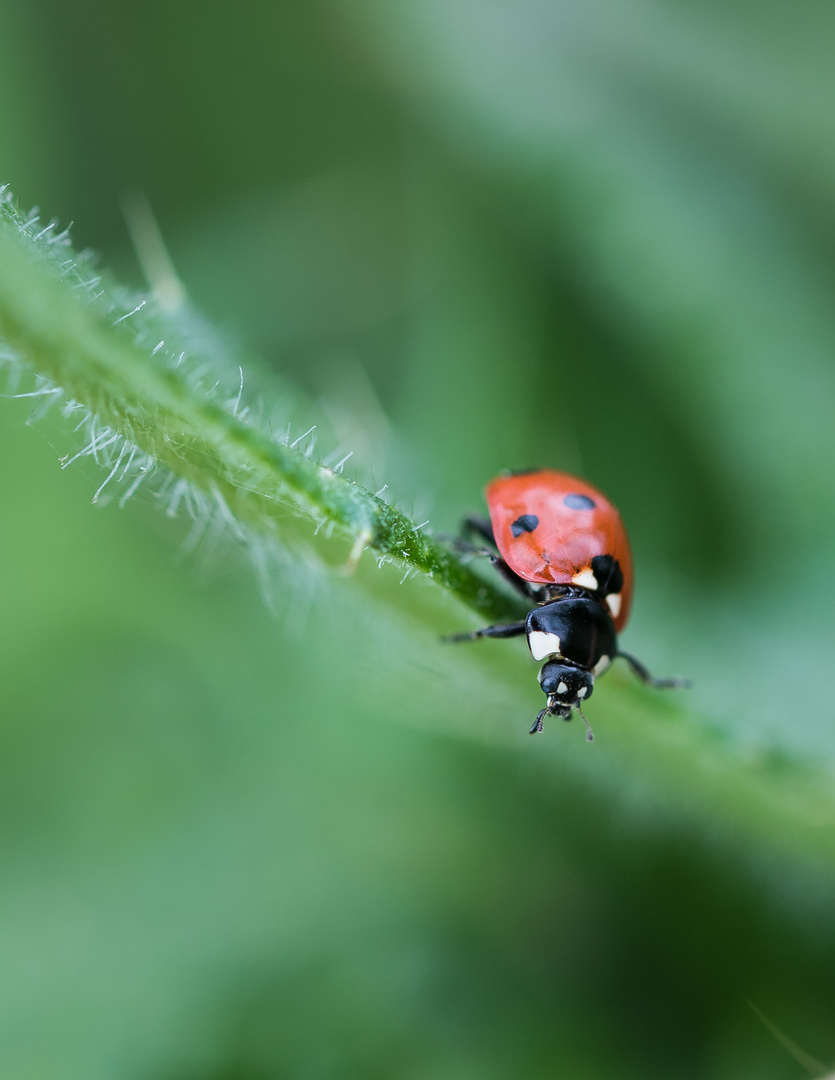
[0,189,522,624]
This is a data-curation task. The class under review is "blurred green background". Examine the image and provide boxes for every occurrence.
[2,1,835,1077]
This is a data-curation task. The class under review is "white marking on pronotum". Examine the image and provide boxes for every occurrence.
[606,593,622,618]
[577,687,588,698]
[557,681,568,695]
[290,425,316,449]
[528,631,562,661]
[572,569,598,590]
[594,655,611,677]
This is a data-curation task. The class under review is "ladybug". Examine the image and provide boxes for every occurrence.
[445,469,687,739]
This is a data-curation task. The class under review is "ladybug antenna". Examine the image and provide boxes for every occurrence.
[529,709,547,735]
[576,701,594,742]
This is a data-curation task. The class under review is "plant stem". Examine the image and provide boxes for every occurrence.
[0,191,522,624]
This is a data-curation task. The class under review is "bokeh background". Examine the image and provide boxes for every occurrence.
[2,1,835,1077]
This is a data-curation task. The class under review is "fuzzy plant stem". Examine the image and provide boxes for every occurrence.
[0,191,522,624]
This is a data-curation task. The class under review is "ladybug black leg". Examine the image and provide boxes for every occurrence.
[488,554,542,601]
[441,516,496,556]
[616,651,691,690]
[445,546,538,601]
[451,515,541,601]
[576,702,595,741]
[461,515,497,549]
[442,621,527,644]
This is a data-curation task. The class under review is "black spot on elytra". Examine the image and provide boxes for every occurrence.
[564,493,596,510]
[511,514,539,537]
[591,554,623,595]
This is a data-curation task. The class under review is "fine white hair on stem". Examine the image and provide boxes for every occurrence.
[92,440,130,503]
[333,451,353,474]
[290,425,316,450]
[232,366,244,416]
[113,300,146,326]
[0,185,519,628]
[119,456,156,507]
[60,429,119,469]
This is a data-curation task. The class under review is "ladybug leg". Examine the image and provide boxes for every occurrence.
[461,515,497,549]
[445,516,495,556]
[442,518,493,556]
[616,651,692,690]
[453,517,538,601]
[442,621,526,644]
[488,554,542,601]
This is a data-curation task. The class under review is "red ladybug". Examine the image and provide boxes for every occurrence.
[446,469,687,739]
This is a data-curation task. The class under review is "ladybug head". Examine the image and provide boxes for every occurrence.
[533,661,595,739]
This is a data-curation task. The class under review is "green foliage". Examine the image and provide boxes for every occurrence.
[2,2,835,1078]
